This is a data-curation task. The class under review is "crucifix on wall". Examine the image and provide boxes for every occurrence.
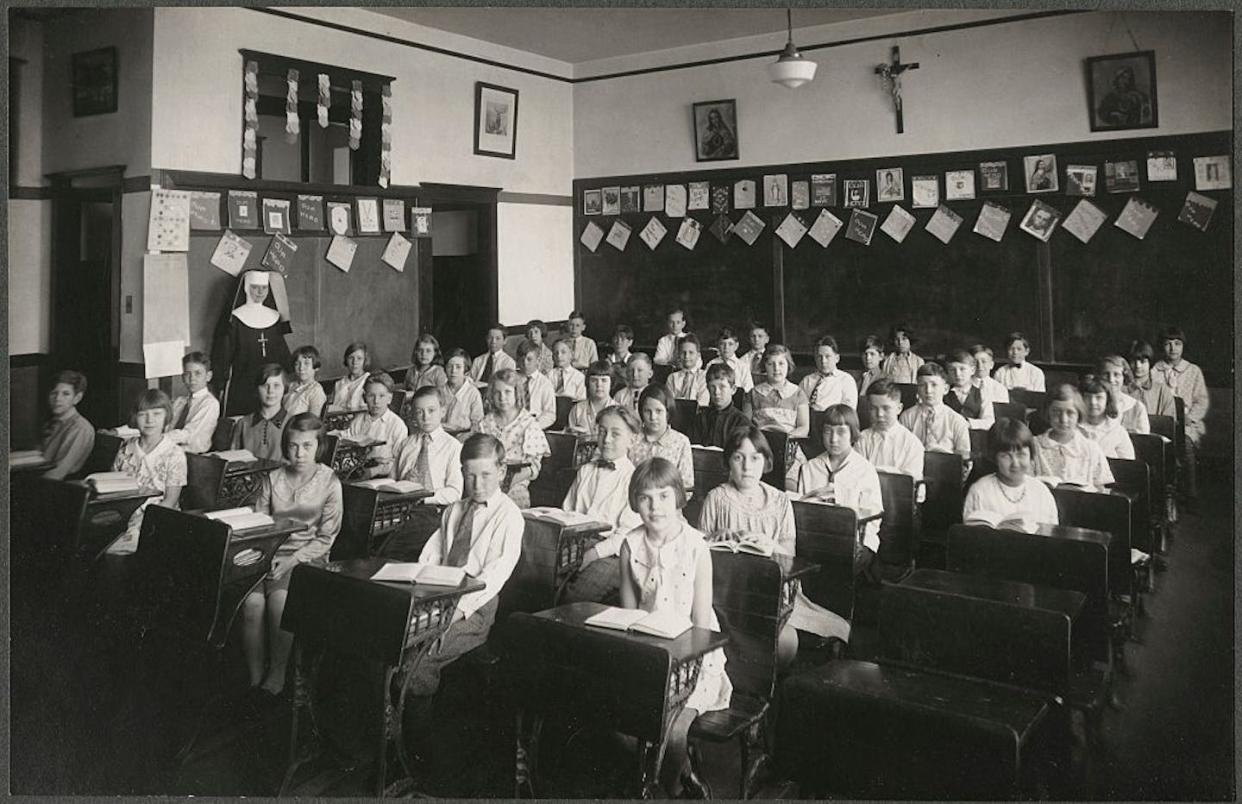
[874,45,920,134]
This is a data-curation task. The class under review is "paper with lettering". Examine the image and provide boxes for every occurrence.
[210,230,252,276]
[382,232,413,271]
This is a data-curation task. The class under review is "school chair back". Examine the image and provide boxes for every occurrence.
[879,570,1081,696]
[133,505,295,649]
[671,398,698,435]
[1173,396,1187,445]
[335,483,435,562]
[500,516,606,617]
[183,452,229,511]
[876,471,920,570]
[1130,432,1174,542]
[11,477,92,581]
[968,428,988,461]
[857,397,872,431]
[651,363,674,387]
[211,416,242,452]
[1148,413,1176,443]
[803,409,827,460]
[692,551,786,798]
[1008,388,1047,411]
[528,431,578,507]
[552,396,573,431]
[761,429,796,490]
[1106,458,1153,554]
[320,433,341,466]
[691,446,729,499]
[894,383,918,410]
[991,401,1027,424]
[946,523,1111,665]
[792,500,859,623]
[82,432,125,476]
[918,452,965,560]
[1052,487,1132,601]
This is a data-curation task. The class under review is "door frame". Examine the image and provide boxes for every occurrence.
[46,165,125,424]
[415,183,500,338]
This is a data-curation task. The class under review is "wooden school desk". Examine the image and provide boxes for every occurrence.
[332,437,386,481]
[499,511,610,616]
[278,558,485,797]
[184,451,283,511]
[792,500,883,626]
[321,406,368,433]
[508,602,729,799]
[693,551,818,799]
[334,483,435,561]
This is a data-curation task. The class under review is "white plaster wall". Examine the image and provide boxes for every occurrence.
[574,10,1233,177]
[496,202,575,325]
[7,201,53,355]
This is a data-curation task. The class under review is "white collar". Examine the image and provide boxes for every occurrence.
[231,303,280,329]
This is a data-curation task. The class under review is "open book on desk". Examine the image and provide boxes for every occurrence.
[707,534,776,557]
[204,506,276,531]
[584,606,692,639]
[371,561,468,587]
[354,478,426,494]
[963,510,1040,533]
[84,471,142,495]
[524,507,607,528]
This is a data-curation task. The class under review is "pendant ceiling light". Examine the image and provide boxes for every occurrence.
[768,8,818,89]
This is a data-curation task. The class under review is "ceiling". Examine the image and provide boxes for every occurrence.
[368,7,901,64]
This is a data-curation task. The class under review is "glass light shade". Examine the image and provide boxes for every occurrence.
[768,45,818,89]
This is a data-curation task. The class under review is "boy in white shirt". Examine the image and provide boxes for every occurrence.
[340,372,408,478]
[944,349,994,430]
[517,339,556,429]
[705,327,754,392]
[857,379,924,479]
[667,334,710,408]
[549,339,587,401]
[994,332,1046,391]
[168,352,221,454]
[653,308,689,367]
[563,310,599,370]
[900,363,972,463]
[394,386,464,505]
[613,353,653,413]
[470,325,516,385]
[799,335,858,412]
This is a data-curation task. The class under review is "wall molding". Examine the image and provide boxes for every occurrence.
[9,176,152,199]
[497,191,572,206]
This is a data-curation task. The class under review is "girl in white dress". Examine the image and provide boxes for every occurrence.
[1033,384,1115,491]
[620,457,731,797]
[963,418,1059,526]
[1097,355,1150,434]
[1078,377,1136,459]
[329,341,371,412]
[106,390,187,555]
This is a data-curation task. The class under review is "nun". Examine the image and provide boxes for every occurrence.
[213,269,294,416]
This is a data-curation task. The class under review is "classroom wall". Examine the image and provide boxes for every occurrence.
[41,8,154,176]
[148,6,576,325]
[573,10,1232,177]
[496,202,575,324]
[11,16,46,186]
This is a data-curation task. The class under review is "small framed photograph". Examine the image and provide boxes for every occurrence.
[1024,154,1059,193]
[843,179,870,208]
[1105,160,1140,193]
[1193,156,1231,190]
[979,161,1009,192]
[583,189,603,216]
[1065,165,1098,197]
[1146,151,1177,182]
[355,197,381,233]
[72,47,118,117]
[620,186,641,213]
[692,99,739,162]
[945,170,976,200]
[1086,51,1158,132]
[474,81,520,159]
[1019,199,1062,242]
[601,186,621,216]
[876,168,904,202]
[911,176,939,208]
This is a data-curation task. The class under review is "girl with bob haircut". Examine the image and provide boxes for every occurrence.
[629,383,694,491]
[963,418,1058,526]
[618,457,730,797]
[1032,384,1114,490]
[1078,376,1136,460]
[406,334,448,393]
[330,341,372,411]
[1096,355,1150,433]
[242,412,342,698]
[1124,341,1176,419]
[105,389,187,555]
[474,368,549,508]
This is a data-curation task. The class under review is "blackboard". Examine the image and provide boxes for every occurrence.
[574,131,1232,379]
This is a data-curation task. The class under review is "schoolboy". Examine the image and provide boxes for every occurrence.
[563,310,599,370]
[899,362,972,461]
[549,339,587,400]
[799,335,858,411]
[613,352,653,413]
[705,327,754,392]
[654,308,689,367]
[394,385,464,505]
[994,332,1046,391]
[944,349,994,430]
[667,334,710,407]
[857,379,924,479]
[339,372,409,478]
[470,324,515,385]
[690,364,750,448]
[40,370,96,480]
[168,352,221,454]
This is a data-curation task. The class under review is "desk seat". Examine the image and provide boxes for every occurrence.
[780,659,1052,799]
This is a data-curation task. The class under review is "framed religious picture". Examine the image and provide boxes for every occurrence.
[72,47,118,117]
[1023,154,1059,193]
[1086,51,1158,132]
[474,82,519,159]
[876,168,904,202]
[692,99,739,162]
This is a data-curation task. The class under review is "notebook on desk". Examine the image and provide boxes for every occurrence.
[524,506,606,528]
[208,448,259,463]
[355,478,425,494]
[84,471,142,495]
[584,606,691,639]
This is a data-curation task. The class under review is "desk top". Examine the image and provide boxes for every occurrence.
[224,457,283,476]
[90,487,163,504]
[347,482,436,504]
[1033,523,1113,548]
[524,602,729,662]
[522,510,611,535]
[323,556,485,599]
[10,458,55,474]
[903,568,1085,619]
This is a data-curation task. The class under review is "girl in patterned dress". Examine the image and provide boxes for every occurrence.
[475,369,550,508]
[242,413,342,697]
[619,457,731,797]
[748,344,810,438]
[405,334,448,394]
[629,384,694,492]
[105,389,187,555]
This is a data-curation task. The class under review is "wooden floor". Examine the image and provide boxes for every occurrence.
[10,466,1236,798]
